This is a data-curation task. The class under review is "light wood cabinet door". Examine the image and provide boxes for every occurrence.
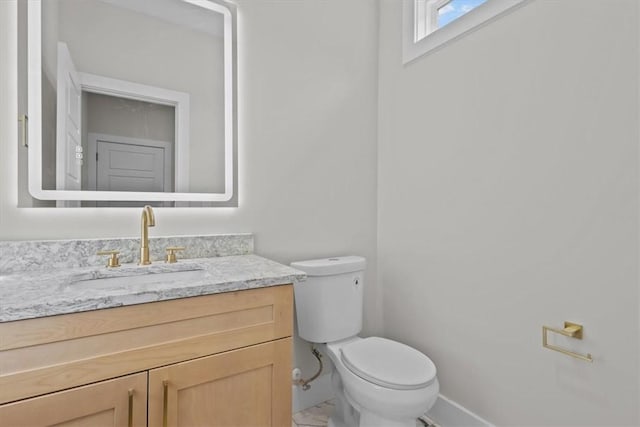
[149,338,292,427]
[0,372,147,427]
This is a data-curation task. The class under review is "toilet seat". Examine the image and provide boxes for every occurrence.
[340,337,436,390]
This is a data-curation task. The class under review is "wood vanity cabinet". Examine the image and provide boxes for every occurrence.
[0,285,293,427]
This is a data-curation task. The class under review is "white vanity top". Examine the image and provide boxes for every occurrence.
[0,235,306,322]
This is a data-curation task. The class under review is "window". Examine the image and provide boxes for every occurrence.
[403,0,528,64]
[437,0,488,31]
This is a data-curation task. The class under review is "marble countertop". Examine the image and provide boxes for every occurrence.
[0,255,306,323]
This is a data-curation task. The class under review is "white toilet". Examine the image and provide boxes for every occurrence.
[291,256,439,427]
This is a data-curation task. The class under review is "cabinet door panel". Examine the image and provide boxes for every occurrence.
[149,338,292,427]
[0,372,147,427]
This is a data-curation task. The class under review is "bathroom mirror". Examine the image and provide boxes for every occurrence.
[24,0,237,206]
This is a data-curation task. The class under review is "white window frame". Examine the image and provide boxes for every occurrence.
[415,0,451,40]
[403,0,528,64]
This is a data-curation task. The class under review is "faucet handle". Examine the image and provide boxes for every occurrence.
[165,246,186,264]
[97,250,121,268]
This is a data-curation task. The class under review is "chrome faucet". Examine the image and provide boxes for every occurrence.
[139,205,155,265]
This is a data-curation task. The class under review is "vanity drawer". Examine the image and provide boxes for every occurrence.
[0,284,293,404]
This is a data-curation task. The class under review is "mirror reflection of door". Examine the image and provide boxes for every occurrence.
[55,40,180,207]
[89,134,173,208]
[56,42,82,207]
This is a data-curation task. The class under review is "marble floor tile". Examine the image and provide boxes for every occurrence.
[292,400,335,426]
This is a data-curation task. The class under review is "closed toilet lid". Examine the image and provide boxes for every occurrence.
[340,337,436,390]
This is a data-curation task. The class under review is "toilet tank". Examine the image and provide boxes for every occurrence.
[291,256,366,343]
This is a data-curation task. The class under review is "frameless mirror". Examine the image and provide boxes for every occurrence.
[24,0,237,207]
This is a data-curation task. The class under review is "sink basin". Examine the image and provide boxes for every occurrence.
[70,268,207,290]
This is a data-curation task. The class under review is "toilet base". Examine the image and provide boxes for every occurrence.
[328,368,359,427]
[327,357,423,427]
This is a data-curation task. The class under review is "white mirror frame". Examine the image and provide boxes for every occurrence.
[27,0,237,202]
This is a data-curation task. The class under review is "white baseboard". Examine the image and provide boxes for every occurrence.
[292,373,333,413]
[426,394,494,427]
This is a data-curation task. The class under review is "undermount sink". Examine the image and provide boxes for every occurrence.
[69,267,207,290]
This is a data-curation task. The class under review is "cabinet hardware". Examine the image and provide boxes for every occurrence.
[162,380,169,427]
[128,389,134,427]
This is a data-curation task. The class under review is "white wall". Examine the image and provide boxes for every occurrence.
[0,0,381,374]
[378,0,639,425]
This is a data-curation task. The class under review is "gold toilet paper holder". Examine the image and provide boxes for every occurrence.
[542,321,593,362]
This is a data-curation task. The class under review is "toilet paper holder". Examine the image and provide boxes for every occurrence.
[542,321,593,362]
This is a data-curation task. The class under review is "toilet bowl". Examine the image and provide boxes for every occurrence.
[323,337,439,427]
[291,256,439,427]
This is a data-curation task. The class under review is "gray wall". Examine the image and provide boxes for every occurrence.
[378,0,639,424]
[40,0,57,195]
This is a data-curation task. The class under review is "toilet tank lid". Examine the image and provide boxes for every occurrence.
[290,256,366,276]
